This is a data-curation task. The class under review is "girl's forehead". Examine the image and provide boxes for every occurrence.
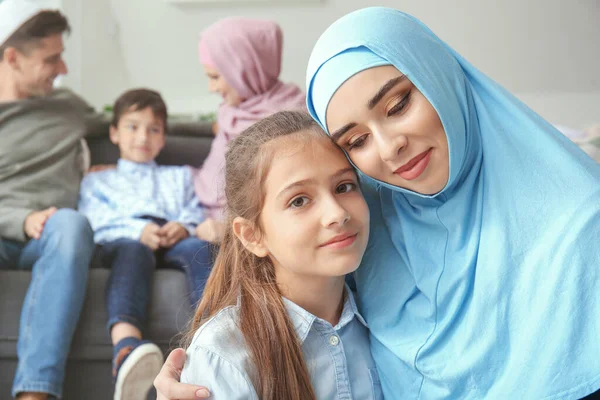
[266,139,351,181]
[267,132,344,159]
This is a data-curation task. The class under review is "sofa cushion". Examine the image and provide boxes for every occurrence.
[0,268,193,360]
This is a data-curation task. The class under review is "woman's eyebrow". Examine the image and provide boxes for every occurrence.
[331,123,357,142]
[367,74,407,110]
[330,74,406,141]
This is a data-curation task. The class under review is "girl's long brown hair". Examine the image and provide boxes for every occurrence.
[184,111,324,399]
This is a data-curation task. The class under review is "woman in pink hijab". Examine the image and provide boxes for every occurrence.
[194,17,306,243]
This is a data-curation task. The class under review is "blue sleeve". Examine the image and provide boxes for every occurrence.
[176,167,205,235]
[78,174,148,243]
[181,346,258,400]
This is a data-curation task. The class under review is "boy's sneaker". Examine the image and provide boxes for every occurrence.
[112,337,164,400]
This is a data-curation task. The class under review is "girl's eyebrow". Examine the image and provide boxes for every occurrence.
[276,167,355,200]
[276,178,314,200]
[331,167,356,179]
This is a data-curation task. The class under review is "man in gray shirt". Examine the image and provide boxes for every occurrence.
[0,2,96,399]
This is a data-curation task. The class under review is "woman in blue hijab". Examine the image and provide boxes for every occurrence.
[307,6,600,400]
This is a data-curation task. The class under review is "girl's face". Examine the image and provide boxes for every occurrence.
[252,133,370,284]
[325,65,449,195]
[203,65,244,107]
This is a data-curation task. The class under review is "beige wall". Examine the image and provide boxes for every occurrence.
[59,0,600,127]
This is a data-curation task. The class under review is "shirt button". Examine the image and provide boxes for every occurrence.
[329,335,340,346]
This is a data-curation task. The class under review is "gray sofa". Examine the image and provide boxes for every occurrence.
[0,118,214,399]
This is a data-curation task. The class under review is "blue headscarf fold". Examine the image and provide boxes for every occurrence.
[307,7,600,399]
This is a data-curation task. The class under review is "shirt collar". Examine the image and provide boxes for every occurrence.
[282,284,368,344]
[117,158,157,174]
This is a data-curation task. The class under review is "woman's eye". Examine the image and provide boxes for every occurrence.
[348,135,367,150]
[127,125,137,131]
[387,90,412,117]
[336,182,356,194]
[290,196,309,208]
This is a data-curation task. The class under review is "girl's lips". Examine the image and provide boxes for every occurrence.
[394,149,432,181]
[319,233,358,249]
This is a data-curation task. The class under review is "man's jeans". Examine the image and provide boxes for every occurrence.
[97,237,214,334]
[0,209,94,399]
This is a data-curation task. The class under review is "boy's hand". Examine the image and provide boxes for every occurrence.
[140,223,162,250]
[24,207,57,240]
[195,218,225,244]
[155,348,210,399]
[159,222,189,248]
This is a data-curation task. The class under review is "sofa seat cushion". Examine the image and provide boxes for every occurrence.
[0,268,193,360]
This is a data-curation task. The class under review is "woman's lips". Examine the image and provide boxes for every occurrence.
[394,149,432,181]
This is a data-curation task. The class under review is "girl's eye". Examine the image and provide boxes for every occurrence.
[289,196,309,208]
[149,127,161,134]
[348,135,367,150]
[127,124,137,131]
[336,182,356,194]
[387,90,412,117]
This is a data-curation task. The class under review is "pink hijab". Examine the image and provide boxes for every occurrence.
[194,17,306,219]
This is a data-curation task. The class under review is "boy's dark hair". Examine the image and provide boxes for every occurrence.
[111,88,168,130]
[0,11,70,61]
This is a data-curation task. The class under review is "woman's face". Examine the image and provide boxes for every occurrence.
[203,65,244,107]
[325,65,449,195]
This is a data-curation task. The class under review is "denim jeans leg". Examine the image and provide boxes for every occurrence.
[12,209,94,399]
[163,237,214,307]
[100,239,156,335]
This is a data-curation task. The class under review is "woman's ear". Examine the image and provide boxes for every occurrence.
[232,217,268,257]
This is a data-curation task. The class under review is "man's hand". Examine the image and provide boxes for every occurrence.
[195,218,225,244]
[24,207,57,240]
[154,348,210,400]
[159,222,189,248]
[140,223,162,250]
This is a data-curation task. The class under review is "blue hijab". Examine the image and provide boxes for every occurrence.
[307,7,600,400]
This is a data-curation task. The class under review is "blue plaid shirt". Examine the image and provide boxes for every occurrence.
[78,159,204,244]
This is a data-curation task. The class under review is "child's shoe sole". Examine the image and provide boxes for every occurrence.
[114,342,164,400]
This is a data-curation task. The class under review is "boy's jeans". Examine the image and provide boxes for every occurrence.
[98,237,214,334]
[0,209,94,399]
